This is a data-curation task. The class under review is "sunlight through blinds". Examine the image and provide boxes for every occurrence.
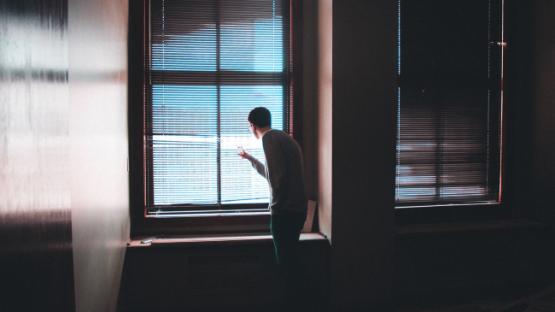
[146,0,289,211]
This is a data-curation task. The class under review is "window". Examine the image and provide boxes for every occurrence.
[144,0,293,215]
[396,0,504,208]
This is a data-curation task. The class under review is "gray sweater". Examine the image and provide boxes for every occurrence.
[248,130,307,215]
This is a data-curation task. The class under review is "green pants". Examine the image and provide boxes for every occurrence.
[270,212,306,265]
[270,212,307,310]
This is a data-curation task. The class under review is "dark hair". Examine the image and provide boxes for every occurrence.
[248,107,271,128]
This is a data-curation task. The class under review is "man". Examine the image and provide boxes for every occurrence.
[238,107,307,269]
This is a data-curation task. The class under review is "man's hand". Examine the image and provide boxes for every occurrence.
[237,147,251,160]
[240,146,265,178]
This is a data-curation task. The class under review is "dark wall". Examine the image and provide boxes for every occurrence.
[0,0,75,311]
[505,0,535,220]
[394,223,555,308]
[332,0,397,310]
[529,0,555,224]
[119,239,330,312]
[504,0,555,224]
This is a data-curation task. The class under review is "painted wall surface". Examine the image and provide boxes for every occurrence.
[301,1,317,202]
[68,0,130,311]
[0,0,75,310]
[0,0,130,310]
[316,0,333,241]
[332,0,396,309]
[300,0,333,238]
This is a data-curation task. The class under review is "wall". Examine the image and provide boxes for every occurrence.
[301,0,317,204]
[504,0,555,225]
[331,0,397,310]
[0,0,75,310]
[394,223,555,308]
[0,0,130,311]
[505,0,534,220]
[301,0,333,239]
[119,238,329,312]
[316,0,333,240]
[530,0,555,224]
[68,0,130,311]
[0,0,349,309]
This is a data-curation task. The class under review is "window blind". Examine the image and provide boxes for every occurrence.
[145,0,290,212]
[396,0,503,207]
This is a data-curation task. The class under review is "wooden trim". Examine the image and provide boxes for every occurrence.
[128,0,148,237]
[291,0,304,145]
[128,232,327,248]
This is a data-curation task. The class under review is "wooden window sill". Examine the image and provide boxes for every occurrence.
[127,232,327,248]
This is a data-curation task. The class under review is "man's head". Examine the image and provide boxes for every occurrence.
[248,107,271,139]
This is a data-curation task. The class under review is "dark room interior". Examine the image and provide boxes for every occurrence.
[1,0,554,311]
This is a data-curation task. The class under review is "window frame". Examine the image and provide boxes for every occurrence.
[394,0,509,223]
[128,0,303,237]
[394,0,512,226]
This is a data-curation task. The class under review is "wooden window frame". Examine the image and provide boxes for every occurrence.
[395,0,511,224]
[128,0,303,237]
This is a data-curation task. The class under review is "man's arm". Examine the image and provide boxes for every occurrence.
[239,150,267,179]
[248,155,267,179]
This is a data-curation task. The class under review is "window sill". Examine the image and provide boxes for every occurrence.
[127,232,327,248]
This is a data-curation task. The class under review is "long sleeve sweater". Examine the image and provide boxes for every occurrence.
[247,129,307,215]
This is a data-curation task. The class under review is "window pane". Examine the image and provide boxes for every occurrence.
[396,87,492,204]
[146,0,289,210]
[151,0,217,71]
[220,85,283,204]
[220,0,283,72]
[151,85,218,205]
[151,30,217,72]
